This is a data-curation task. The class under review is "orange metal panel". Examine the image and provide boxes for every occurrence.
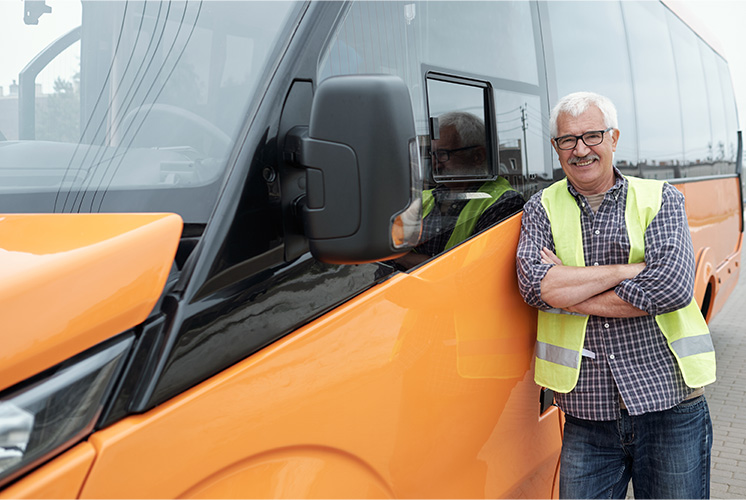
[79,214,562,499]
[0,443,96,499]
[674,177,742,318]
[0,213,183,391]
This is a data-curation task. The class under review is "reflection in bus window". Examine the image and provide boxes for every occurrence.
[547,1,638,171]
[318,0,540,137]
[494,90,547,198]
[623,1,683,178]
[717,57,739,169]
[701,41,732,172]
[392,80,524,269]
[427,79,494,183]
[668,8,712,171]
[0,1,297,222]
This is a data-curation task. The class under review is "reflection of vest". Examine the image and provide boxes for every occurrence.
[422,178,515,251]
[535,177,716,393]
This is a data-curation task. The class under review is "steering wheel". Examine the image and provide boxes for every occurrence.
[120,103,233,155]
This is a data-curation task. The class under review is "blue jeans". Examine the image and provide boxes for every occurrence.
[559,395,713,499]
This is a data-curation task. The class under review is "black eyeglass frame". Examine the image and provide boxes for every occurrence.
[430,145,479,164]
[553,127,614,150]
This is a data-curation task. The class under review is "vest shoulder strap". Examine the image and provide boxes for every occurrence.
[540,179,584,267]
[624,176,664,263]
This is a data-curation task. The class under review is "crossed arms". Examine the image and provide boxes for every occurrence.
[539,247,647,318]
[515,184,696,319]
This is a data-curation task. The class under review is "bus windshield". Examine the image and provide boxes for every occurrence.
[0,0,299,223]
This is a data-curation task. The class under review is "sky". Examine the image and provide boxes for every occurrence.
[0,0,81,95]
[1,0,746,127]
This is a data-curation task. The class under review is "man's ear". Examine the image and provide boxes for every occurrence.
[611,129,620,152]
[551,138,560,155]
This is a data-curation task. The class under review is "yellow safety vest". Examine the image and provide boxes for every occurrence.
[535,176,716,393]
[422,178,515,251]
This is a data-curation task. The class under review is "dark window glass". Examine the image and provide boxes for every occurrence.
[623,1,683,179]
[319,1,533,268]
[668,9,711,172]
[547,2,637,170]
[416,2,538,85]
[717,57,739,168]
[427,79,494,182]
[700,43,731,172]
[494,90,546,198]
[319,0,541,135]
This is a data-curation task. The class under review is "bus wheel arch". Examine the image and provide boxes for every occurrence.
[700,280,715,323]
[694,247,716,321]
[177,446,394,499]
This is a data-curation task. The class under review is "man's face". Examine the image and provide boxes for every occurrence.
[553,105,619,196]
[432,125,486,178]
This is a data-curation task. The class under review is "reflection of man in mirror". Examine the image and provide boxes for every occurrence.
[396,111,524,268]
[431,111,492,180]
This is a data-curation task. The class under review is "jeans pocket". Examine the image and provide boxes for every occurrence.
[672,394,705,414]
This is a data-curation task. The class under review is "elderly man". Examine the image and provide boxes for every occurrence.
[516,91,716,499]
[394,111,523,269]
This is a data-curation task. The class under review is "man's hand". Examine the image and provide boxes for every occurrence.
[541,247,563,266]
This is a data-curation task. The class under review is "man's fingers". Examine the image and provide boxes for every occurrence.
[541,247,563,265]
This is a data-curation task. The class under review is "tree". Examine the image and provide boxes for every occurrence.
[35,75,80,142]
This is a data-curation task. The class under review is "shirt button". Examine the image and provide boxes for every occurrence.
[594,229,600,235]
[604,323,610,328]
[610,354,616,360]
[593,262,599,266]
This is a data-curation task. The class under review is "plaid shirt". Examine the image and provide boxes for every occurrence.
[516,169,697,420]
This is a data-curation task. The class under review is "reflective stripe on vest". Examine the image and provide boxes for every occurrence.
[535,176,716,393]
[422,178,515,251]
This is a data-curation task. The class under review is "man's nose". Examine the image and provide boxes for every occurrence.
[573,139,591,157]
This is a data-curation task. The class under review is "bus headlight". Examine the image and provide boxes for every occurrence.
[0,335,133,487]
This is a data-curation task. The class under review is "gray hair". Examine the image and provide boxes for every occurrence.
[549,92,618,138]
[438,111,485,147]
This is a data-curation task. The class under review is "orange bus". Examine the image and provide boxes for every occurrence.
[0,1,741,498]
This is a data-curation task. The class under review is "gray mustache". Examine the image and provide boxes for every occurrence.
[568,154,600,165]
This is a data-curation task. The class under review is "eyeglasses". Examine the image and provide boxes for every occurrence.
[553,127,613,150]
[431,145,478,163]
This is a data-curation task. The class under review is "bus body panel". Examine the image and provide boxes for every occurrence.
[0,443,95,499]
[76,215,561,499]
[673,177,742,319]
[0,213,182,391]
[0,0,743,496]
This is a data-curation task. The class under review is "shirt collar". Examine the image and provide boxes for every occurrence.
[565,166,625,199]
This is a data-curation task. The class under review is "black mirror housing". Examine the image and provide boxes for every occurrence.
[285,75,422,264]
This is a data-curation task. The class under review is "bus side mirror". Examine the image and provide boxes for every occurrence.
[284,75,422,264]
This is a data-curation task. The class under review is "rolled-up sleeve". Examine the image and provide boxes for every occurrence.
[516,193,555,310]
[615,184,695,316]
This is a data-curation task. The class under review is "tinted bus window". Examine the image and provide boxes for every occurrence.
[546,2,638,170]
[623,1,683,178]
[717,56,739,168]
[700,42,730,169]
[668,8,712,171]
[320,1,540,128]
[417,2,538,85]
[495,90,546,197]
[319,0,533,266]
